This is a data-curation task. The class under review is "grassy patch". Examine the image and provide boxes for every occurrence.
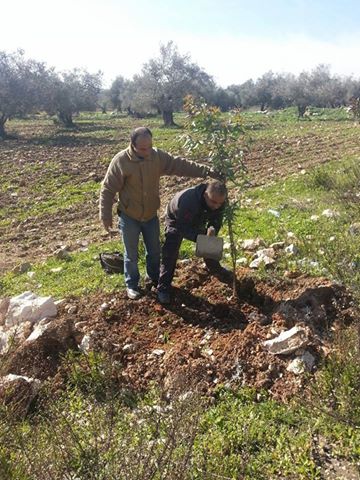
[0,239,127,298]
[1,369,359,479]
[227,156,360,280]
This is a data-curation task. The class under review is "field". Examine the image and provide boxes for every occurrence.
[1,108,360,479]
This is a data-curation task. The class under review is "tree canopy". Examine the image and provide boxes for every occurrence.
[128,41,215,126]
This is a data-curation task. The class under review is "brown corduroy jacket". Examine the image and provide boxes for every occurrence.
[99,145,211,223]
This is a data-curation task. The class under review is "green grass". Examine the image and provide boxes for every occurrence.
[1,363,359,479]
[0,181,100,227]
[0,239,128,298]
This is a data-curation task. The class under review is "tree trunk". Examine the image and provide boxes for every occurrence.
[0,120,6,139]
[297,104,307,118]
[162,110,176,127]
[57,111,74,128]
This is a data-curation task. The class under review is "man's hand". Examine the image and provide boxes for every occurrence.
[207,226,216,236]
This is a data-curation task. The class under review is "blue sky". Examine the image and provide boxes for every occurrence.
[2,0,360,87]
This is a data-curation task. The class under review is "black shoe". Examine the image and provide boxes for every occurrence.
[157,291,170,304]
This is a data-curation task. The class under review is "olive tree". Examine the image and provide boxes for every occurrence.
[109,75,126,112]
[131,41,214,126]
[0,50,50,138]
[46,69,103,127]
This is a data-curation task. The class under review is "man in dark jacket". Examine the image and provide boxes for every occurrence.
[157,180,228,304]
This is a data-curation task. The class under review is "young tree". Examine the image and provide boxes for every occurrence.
[182,96,248,296]
[133,41,215,126]
[0,50,50,138]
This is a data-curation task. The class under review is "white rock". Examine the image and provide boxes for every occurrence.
[5,292,57,328]
[236,257,248,265]
[349,223,360,235]
[268,209,280,217]
[2,374,41,391]
[310,215,319,221]
[262,326,310,355]
[287,351,315,374]
[0,320,34,354]
[249,255,275,269]
[54,246,71,260]
[309,261,319,268]
[322,209,339,218]
[27,271,35,278]
[50,267,63,273]
[0,330,10,354]
[287,232,296,239]
[285,244,299,255]
[122,343,135,353]
[26,322,51,342]
[256,248,276,259]
[151,349,165,357]
[242,238,263,251]
[79,334,91,353]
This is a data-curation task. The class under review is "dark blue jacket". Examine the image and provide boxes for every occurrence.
[165,183,224,242]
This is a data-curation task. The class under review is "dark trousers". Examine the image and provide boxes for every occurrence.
[157,227,220,293]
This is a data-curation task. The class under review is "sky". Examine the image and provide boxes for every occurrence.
[2,0,360,88]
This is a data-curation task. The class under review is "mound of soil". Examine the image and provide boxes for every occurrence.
[3,261,355,401]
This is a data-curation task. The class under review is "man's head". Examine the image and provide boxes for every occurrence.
[204,181,227,210]
[130,127,153,159]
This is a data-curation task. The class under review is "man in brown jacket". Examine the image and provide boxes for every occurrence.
[99,126,219,300]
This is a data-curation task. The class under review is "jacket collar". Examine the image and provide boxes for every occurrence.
[126,144,155,162]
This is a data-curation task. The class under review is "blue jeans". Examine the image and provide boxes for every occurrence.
[157,225,221,293]
[119,212,160,289]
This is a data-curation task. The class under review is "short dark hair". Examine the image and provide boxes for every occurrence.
[206,180,227,197]
[130,127,152,146]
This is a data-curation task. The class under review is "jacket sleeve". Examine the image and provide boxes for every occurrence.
[169,194,200,242]
[99,156,124,221]
[158,149,210,178]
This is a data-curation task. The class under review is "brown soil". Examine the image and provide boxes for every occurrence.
[3,261,355,401]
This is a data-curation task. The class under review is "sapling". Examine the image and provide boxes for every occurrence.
[182,96,248,296]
